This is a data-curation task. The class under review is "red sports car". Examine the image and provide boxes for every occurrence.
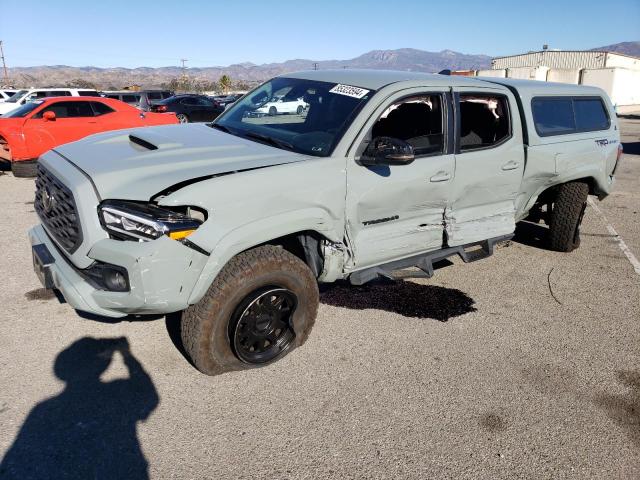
[0,96,178,177]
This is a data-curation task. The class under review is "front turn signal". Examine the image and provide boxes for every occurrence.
[168,230,196,240]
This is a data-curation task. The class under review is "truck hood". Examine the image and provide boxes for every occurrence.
[52,124,310,200]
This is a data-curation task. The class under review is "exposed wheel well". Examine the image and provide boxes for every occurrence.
[259,231,328,278]
[538,177,598,203]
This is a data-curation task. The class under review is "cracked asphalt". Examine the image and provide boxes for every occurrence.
[0,118,638,479]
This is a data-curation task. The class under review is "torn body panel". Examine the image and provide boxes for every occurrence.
[345,159,453,269]
[158,156,348,305]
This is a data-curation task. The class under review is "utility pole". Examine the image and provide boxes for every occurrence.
[0,41,9,86]
[313,62,318,70]
[180,58,188,80]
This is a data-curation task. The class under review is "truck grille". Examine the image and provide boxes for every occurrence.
[34,165,83,253]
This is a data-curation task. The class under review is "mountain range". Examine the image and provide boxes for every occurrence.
[6,41,639,90]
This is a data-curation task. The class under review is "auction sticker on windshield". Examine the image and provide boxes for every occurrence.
[329,84,370,99]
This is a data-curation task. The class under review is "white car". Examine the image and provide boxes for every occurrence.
[255,96,308,116]
[0,88,100,115]
[0,89,19,102]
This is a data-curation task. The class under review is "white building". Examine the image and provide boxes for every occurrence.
[477,50,640,113]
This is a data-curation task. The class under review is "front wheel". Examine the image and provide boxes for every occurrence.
[268,106,277,116]
[296,105,304,115]
[176,113,189,124]
[180,245,319,375]
[549,181,589,252]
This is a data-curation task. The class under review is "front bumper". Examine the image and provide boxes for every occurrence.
[29,224,209,318]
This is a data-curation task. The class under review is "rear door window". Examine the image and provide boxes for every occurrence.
[458,94,511,151]
[91,102,116,116]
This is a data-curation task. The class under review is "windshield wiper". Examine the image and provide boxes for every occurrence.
[243,131,295,151]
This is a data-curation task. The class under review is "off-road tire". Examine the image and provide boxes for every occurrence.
[11,160,38,178]
[549,181,589,252]
[180,245,319,375]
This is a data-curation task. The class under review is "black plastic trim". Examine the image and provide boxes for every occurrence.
[349,234,513,285]
[181,239,210,256]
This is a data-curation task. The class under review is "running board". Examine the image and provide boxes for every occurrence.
[348,234,513,286]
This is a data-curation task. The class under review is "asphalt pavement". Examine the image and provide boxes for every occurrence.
[0,118,638,479]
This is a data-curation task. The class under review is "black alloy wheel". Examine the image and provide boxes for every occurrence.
[229,287,298,364]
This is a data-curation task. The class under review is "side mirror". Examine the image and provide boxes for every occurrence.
[43,111,56,121]
[360,136,415,166]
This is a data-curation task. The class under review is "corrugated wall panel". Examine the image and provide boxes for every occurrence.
[492,51,608,70]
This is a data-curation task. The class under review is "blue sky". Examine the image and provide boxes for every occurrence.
[1,0,638,68]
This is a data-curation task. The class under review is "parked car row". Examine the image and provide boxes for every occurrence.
[101,90,174,111]
[150,94,224,123]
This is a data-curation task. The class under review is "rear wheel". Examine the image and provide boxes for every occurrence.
[549,181,589,252]
[268,106,277,116]
[176,113,189,124]
[180,245,319,375]
[11,160,38,178]
[296,105,304,115]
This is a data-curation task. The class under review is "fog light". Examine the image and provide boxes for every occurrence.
[103,268,129,292]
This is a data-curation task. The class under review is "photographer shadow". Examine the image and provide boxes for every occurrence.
[0,337,159,480]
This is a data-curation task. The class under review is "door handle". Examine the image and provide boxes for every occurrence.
[501,160,520,171]
[430,171,451,182]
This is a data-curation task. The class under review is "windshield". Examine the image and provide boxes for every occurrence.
[214,77,374,157]
[2,100,44,117]
[6,90,27,103]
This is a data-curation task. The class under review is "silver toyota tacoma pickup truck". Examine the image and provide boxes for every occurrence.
[29,70,622,374]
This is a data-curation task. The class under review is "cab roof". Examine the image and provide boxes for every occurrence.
[480,77,605,97]
[283,69,495,90]
[282,69,607,98]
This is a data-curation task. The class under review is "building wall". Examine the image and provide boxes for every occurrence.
[546,69,582,84]
[582,68,640,107]
[477,69,506,78]
[505,66,549,81]
[604,53,640,70]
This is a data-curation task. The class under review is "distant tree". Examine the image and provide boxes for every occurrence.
[65,78,97,89]
[218,75,232,93]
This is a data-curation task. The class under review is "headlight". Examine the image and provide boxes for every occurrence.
[99,200,203,241]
